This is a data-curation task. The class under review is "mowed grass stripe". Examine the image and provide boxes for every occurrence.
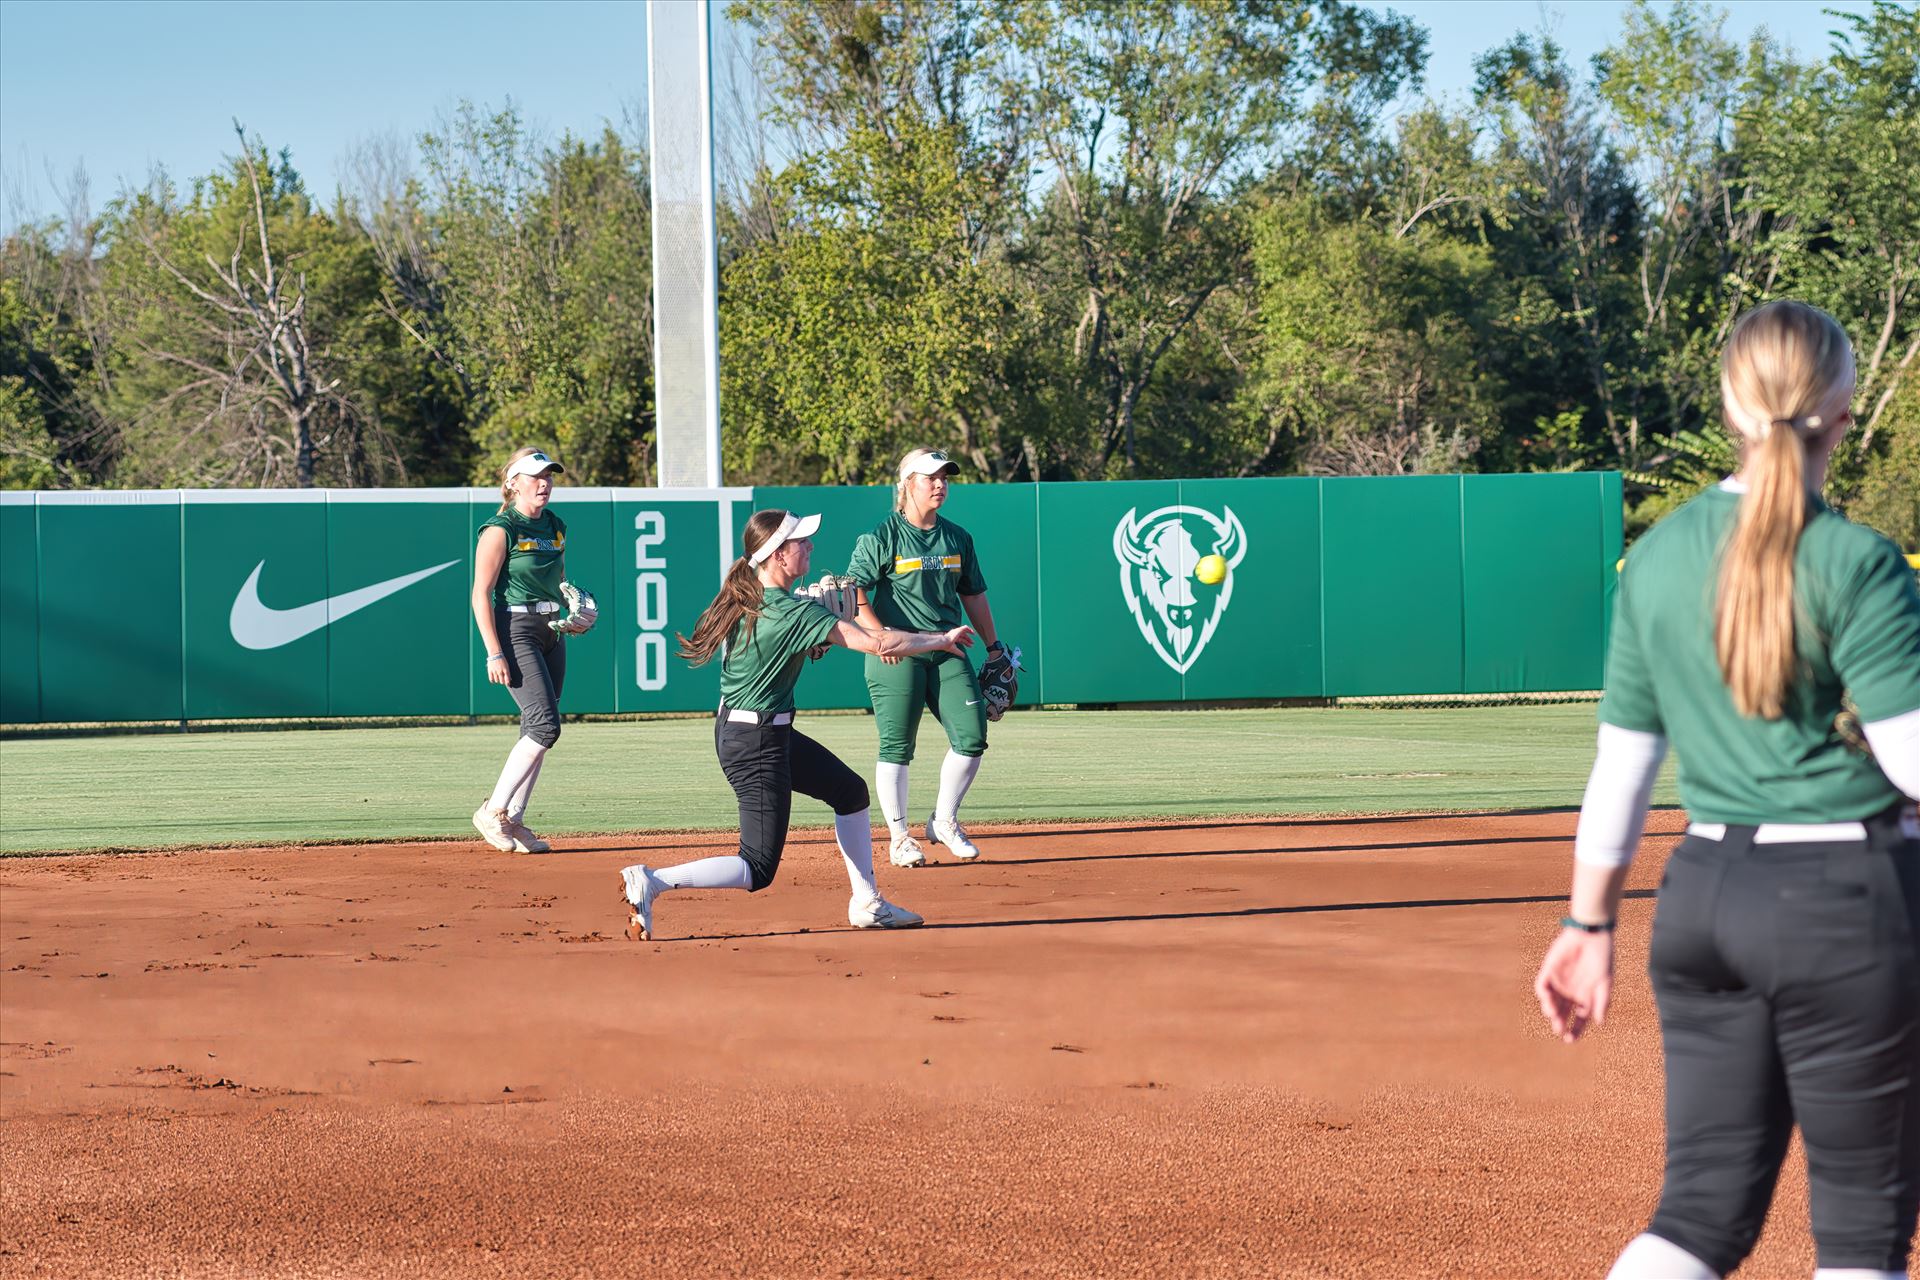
[0,705,1673,853]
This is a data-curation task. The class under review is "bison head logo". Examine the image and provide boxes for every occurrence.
[1112,505,1248,673]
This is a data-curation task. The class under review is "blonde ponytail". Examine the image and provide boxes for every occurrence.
[1716,421,1806,718]
[1713,300,1855,719]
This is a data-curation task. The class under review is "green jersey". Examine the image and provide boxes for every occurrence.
[719,588,841,714]
[480,505,567,607]
[1599,485,1920,823]
[846,513,987,632]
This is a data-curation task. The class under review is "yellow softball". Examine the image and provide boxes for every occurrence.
[1195,554,1227,585]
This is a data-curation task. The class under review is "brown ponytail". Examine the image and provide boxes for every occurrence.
[677,509,794,666]
[1713,300,1854,719]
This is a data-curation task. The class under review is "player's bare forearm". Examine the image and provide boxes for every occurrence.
[1567,859,1631,926]
[472,528,511,681]
[834,620,972,658]
[855,590,900,663]
[472,589,503,652]
[871,627,955,658]
[960,592,997,647]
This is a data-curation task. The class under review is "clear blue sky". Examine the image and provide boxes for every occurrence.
[0,0,1889,228]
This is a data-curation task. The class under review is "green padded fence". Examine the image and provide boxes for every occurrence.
[0,473,1622,723]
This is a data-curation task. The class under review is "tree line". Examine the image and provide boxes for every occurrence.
[2,0,1915,545]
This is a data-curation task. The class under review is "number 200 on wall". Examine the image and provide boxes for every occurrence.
[634,512,669,691]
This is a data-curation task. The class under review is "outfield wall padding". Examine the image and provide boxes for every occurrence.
[0,474,1622,723]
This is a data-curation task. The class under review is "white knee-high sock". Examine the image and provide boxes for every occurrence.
[875,763,910,838]
[1607,1234,1717,1279]
[834,809,879,901]
[653,855,753,892]
[935,750,982,821]
[487,736,547,812]
[507,755,544,821]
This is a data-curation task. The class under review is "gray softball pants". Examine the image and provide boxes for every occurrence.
[1644,804,1919,1275]
[497,608,565,748]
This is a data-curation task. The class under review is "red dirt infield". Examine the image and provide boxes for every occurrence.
[2,811,1834,1278]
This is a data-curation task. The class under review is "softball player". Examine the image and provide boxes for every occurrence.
[846,447,1004,867]
[1534,300,1920,1280]
[616,508,974,941]
[470,447,592,854]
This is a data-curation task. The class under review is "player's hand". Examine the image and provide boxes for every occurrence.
[939,625,976,656]
[880,653,902,665]
[1534,928,1614,1044]
[486,654,511,686]
[807,644,830,661]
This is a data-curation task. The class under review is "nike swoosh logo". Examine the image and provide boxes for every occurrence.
[230,559,459,650]
[965,700,980,706]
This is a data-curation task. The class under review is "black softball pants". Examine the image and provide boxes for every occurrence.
[498,608,565,747]
[1644,806,1920,1275]
[715,711,869,892]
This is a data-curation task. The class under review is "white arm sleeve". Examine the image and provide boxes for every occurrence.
[1862,705,1920,801]
[1572,723,1670,869]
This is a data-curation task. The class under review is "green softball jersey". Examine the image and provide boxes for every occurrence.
[845,514,987,632]
[480,505,568,607]
[719,588,841,714]
[1599,485,1920,823]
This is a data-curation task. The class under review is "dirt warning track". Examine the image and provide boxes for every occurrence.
[2,812,1825,1278]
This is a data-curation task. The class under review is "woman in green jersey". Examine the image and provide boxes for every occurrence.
[1534,300,1920,1280]
[846,447,1008,868]
[470,447,572,854]
[615,508,974,942]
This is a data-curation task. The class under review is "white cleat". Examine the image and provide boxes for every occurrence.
[472,804,516,852]
[927,813,981,861]
[505,814,550,854]
[888,832,928,868]
[619,865,659,941]
[849,897,924,930]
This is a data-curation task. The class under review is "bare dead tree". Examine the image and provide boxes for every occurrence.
[129,122,341,487]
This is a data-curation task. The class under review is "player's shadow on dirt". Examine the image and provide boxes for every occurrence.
[970,808,1687,840]
[553,814,1689,859]
[552,838,746,855]
[943,833,1583,869]
[669,888,1659,942]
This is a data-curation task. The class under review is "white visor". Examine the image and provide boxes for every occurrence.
[505,451,564,480]
[749,511,822,565]
[900,449,960,479]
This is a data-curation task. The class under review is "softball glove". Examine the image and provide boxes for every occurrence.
[551,581,599,635]
[979,640,1022,722]
[795,574,860,622]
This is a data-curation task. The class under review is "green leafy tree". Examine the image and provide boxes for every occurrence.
[1745,3,1918,465]
[1241,197,1504,474]
[720,116,1027,483]
[724,0,1045,481]
[1593,1,1773,440]
[1474,33,1645,467]
[1847,374,1918,548]
[0,220,112,487]
[416,106,655,484]
[1625,4,1918,541]
[1011,0,1426,476]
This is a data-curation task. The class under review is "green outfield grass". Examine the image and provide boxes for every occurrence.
[0,704,1676,854]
